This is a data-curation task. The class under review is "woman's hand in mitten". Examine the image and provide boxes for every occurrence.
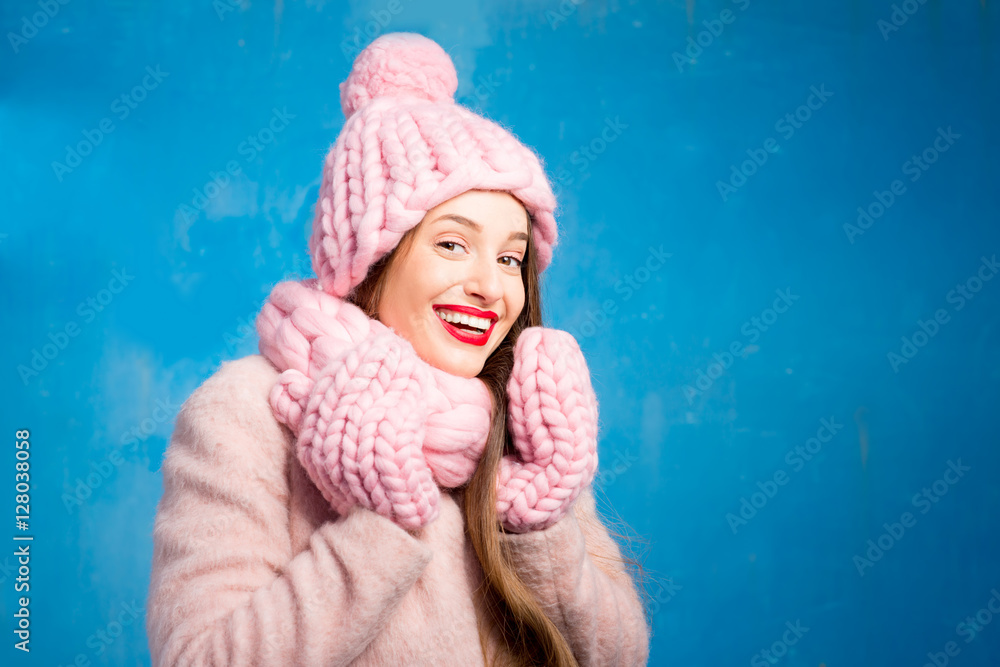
[272,331,440,531]
[497,327,600,533]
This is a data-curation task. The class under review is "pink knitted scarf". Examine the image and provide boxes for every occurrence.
[256,278,493,524]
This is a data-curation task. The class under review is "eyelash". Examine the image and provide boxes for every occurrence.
[437,241,523,269]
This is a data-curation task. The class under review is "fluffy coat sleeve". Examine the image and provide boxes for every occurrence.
[498,486,651,666]
[145,357,434,666]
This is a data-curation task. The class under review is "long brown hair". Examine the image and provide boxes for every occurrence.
[347,199,648,666]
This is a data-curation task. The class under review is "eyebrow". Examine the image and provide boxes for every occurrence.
[432,214,530,242]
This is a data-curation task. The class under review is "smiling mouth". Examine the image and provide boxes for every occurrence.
[435,308,493,335]
[450,321,484,334]
[434,307,496,346]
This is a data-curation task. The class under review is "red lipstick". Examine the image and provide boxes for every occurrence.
[433,305,498,347]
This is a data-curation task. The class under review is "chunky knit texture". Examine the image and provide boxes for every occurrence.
[309,31,559,299]
[257,278,492,530]
[499,327,600,532]
[146,355,651,666]
[257,278,602,533]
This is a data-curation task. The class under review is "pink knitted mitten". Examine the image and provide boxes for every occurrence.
[497,327,600,533]
[279,332,440,531]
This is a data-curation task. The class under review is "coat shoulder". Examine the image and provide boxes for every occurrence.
[182,354,281,419]
[167,354,289,468]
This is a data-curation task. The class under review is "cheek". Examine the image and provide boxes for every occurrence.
[506,277,526,314]
[398,268,451,331]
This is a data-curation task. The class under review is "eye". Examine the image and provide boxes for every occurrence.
[499,255,523,269]
[436,241,467,254]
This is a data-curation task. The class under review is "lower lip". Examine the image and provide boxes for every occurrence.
[436,312,495,346]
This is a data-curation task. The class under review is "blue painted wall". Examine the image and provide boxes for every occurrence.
[2,0,998,665]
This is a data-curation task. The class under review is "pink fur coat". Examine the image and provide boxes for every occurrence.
[145,354,650,665]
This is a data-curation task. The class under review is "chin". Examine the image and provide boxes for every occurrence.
[420,335,490,378]
[433,354,482,379]
[447,361,482,379]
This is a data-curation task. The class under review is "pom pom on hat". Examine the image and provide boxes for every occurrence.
[339,33,459,117]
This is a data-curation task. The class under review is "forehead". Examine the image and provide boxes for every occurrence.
[425,190,529,232]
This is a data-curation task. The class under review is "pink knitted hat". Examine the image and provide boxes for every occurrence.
[310,32,559,298]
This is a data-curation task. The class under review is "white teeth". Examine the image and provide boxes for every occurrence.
[436,309,491,331]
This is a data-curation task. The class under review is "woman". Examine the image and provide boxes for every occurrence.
[146,32,650,666]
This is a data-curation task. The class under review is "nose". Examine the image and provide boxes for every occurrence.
[464,255,504,305]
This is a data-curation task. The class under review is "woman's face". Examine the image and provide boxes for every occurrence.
[378,190,529,378]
